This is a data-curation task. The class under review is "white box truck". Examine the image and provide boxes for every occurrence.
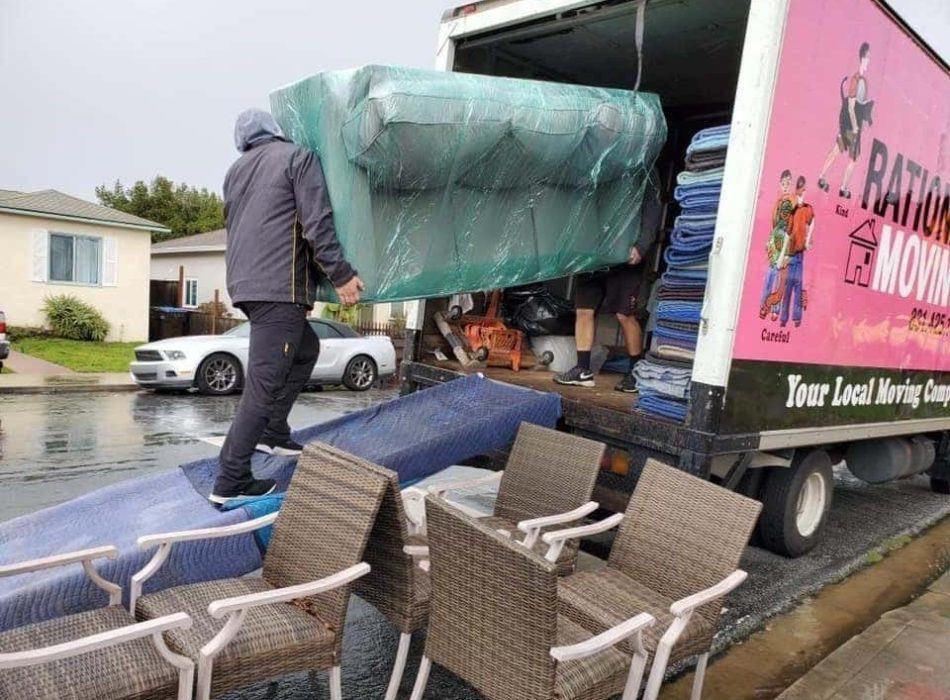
[401,0,950,556]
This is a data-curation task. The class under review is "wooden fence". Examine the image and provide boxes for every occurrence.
[149,309,244,341]
[353,321,407,363]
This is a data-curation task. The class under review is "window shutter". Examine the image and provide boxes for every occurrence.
[103,236,118,287]
[31,230,48,282]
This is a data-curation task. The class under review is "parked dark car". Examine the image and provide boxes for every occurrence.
[0,311,9,372]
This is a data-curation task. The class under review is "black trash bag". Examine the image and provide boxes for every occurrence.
[503,284,576,336]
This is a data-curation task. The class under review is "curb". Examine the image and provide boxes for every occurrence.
[0,383,141,395]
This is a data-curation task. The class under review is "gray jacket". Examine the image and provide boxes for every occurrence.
[224,109,356,308]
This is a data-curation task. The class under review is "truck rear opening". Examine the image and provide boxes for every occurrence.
[404,0,950,557]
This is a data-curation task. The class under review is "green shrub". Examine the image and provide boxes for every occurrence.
[6,325,52,342]
[41,295,111,342]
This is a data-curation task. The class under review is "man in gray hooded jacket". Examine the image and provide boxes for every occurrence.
[210,109,364,504]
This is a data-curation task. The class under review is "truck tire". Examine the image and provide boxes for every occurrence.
[758,449,833,557]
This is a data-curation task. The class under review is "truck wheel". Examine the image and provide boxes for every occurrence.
[931,477,950,494]
[758,449,833,557]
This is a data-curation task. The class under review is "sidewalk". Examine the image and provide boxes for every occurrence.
[0,371,138,394]
[777,572,950,700]
[3,349,73,374]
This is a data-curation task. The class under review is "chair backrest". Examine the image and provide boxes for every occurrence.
[608,459,763,631]
[425,497,559,700]
[263,442,387,636]
[493,423,605,525]
[320,443,424,635]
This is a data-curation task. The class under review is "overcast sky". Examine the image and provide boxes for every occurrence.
[0,0,945,202]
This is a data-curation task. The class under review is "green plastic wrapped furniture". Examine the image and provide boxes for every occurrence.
[270,65,667,303]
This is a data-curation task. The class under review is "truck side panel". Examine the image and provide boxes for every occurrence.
[724,0,950,435]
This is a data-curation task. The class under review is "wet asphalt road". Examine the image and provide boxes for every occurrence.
[0,388,394,523]
[1,389,948,699]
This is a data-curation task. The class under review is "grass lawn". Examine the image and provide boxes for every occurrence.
[0,367,12,374]
[12,338,139,373]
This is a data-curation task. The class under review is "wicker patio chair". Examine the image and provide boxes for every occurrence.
[408,422,606,576]
[408,497,656,700]
[0,546,194,700]
[311,444,429,700]
[132,443,388,700]
[546,459,763,700]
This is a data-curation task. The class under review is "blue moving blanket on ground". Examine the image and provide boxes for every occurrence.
[0,375,561,632]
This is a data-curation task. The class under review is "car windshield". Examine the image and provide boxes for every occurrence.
[223,323,251,338]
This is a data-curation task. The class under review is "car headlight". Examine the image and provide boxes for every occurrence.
[165,350,187,361]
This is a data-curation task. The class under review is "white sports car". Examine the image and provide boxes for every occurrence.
[130,319,397,395]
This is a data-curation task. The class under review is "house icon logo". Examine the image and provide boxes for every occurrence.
[845,219,877,287]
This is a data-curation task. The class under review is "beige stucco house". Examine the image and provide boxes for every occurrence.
[0,188,169,342]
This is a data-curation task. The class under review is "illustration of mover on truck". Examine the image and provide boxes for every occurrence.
[818,42,876,199]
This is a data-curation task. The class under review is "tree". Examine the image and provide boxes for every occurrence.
[96,176,225,242]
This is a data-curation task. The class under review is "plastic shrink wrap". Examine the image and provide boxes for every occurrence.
[270,65,666,303]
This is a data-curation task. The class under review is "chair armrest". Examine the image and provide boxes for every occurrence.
[0,545,118,578]
[428,471,503,497]
[0,546,122,606]
[130,512,280,615]
[401,487,428,535]
[0,613,192,669]
[669,570,748,618]
[541,513,624,563]
[403,545,431,572]
[517,502,599,549]
[137,512,279,550]
[550,612,655,662]
[207,562,371,618]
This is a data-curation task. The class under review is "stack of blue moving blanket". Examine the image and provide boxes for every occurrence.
[634,125,730,422]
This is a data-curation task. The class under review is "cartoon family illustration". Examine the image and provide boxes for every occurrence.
[758,42,874,328]
[759,170,816,327]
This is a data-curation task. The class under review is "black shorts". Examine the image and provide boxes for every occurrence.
[575,264,643,316]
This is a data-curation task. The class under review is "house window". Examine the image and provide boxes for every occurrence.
[49,233,101,285]
[184,279,199,308]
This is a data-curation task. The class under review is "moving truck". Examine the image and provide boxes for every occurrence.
[401,0,950,556]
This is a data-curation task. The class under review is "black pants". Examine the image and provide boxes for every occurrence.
[214,302,319,495]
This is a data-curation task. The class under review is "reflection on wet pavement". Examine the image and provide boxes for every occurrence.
[0,388,395,523]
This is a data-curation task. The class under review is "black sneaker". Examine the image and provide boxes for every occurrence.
[615,373,638,393]
[818,177,830,192]
[209,478,277,505]
[839,188,852,199]
[554,366,595,387]
[260,437,304,456]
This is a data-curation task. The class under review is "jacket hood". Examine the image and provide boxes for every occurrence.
[233,108,287,152]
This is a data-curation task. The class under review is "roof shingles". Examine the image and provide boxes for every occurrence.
[151,228,227,251]
[0,189,169,232]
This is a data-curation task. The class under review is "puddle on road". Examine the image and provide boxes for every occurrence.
[0,387,395,522]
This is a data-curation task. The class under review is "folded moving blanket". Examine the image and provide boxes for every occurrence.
[653,343,697,362]
[684,153,726,172]
[664,246,711,267]
[657,288,705,302]
[686,125,731,155]
[662,268,710,283]
[676,167,725,186]
[673,213,718,236]
[653,323,699,345]
[656,300,702,321]
[634,361,691,400]
[635,391,689,421]
[642,350,694,369]
[670,229,714,250]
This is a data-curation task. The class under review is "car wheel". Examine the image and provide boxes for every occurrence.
[343,355,377,392]
[197,353,243,396]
